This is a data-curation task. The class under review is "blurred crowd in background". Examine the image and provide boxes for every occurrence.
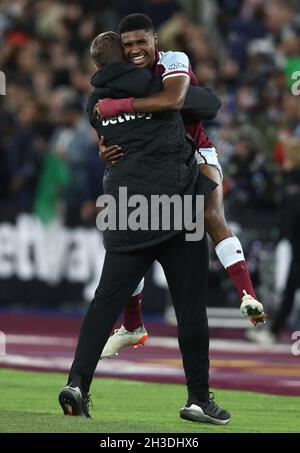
[0,0,300,313]
[1,0,300,226]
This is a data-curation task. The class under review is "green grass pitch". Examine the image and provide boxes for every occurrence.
[0,369,299,433]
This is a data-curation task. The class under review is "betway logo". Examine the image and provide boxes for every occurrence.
[102,112,152,126]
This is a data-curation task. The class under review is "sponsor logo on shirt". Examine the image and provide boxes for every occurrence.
[101,112,152,126]
[167,62,188,71]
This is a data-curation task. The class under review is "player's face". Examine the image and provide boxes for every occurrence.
[121,29,157,69]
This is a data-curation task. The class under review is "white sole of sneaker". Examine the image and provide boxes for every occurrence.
[180,405,231,425]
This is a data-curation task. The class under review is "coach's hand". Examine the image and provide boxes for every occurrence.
[99,136,123,165]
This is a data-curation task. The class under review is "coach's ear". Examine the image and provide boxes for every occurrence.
[154,33,157,45]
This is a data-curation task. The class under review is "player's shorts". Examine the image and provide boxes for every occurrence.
[195,147,223,180]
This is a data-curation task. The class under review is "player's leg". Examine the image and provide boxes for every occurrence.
[124,279,144,330]
[59,249,153,416]
[100,277,148,358]
[199,157,265,324]
[158,231,230,425]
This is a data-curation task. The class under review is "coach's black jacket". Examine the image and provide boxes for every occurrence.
[86,62,217,252]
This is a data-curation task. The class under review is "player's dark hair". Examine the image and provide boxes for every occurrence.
[90,31,123,67]
[119,14,154,35]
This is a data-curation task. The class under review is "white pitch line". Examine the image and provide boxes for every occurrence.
[281,381,300,387]
[2,355,299,386]
[208,318,249,328]
[0,354,184,377]
[0,354,73,369]
[148,337,292,353]
[3,334,293,354]
[6,334,76,347]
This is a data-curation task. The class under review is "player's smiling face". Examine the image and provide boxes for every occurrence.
[121,29,157,69]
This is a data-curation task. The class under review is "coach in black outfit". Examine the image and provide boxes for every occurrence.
[59,32,230,425]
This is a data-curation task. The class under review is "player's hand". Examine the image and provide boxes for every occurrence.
[95,97,134,119]
[99,136,123,165]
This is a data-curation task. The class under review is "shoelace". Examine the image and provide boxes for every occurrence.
[205,392,223,415]
[83,393,94,417]
[114,328,142,336]
[114,328,129,336]
[88,394,94,409]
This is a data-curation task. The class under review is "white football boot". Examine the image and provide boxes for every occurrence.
[101,325,148,358]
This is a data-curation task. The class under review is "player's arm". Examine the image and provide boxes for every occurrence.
[129,80,221,119]
[96,75,190,118]
[96,77,189,165]
[131,77,221,117]
[131,75,190,112]
[95,83,222,121]
[97,85,221,165]
[96,82,221,121]
[96,51,195,117]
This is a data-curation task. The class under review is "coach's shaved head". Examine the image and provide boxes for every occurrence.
[90,31,123,68]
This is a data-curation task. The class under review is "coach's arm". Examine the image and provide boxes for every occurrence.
[182,86,221,121]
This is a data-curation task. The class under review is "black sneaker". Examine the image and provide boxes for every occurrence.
[59,385,91,418]
[180,393,231,425]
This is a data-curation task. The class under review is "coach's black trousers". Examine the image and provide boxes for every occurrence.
[69,231,210,401]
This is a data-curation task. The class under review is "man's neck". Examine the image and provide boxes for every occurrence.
[145,50,159,71]
[151,49,160,68]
